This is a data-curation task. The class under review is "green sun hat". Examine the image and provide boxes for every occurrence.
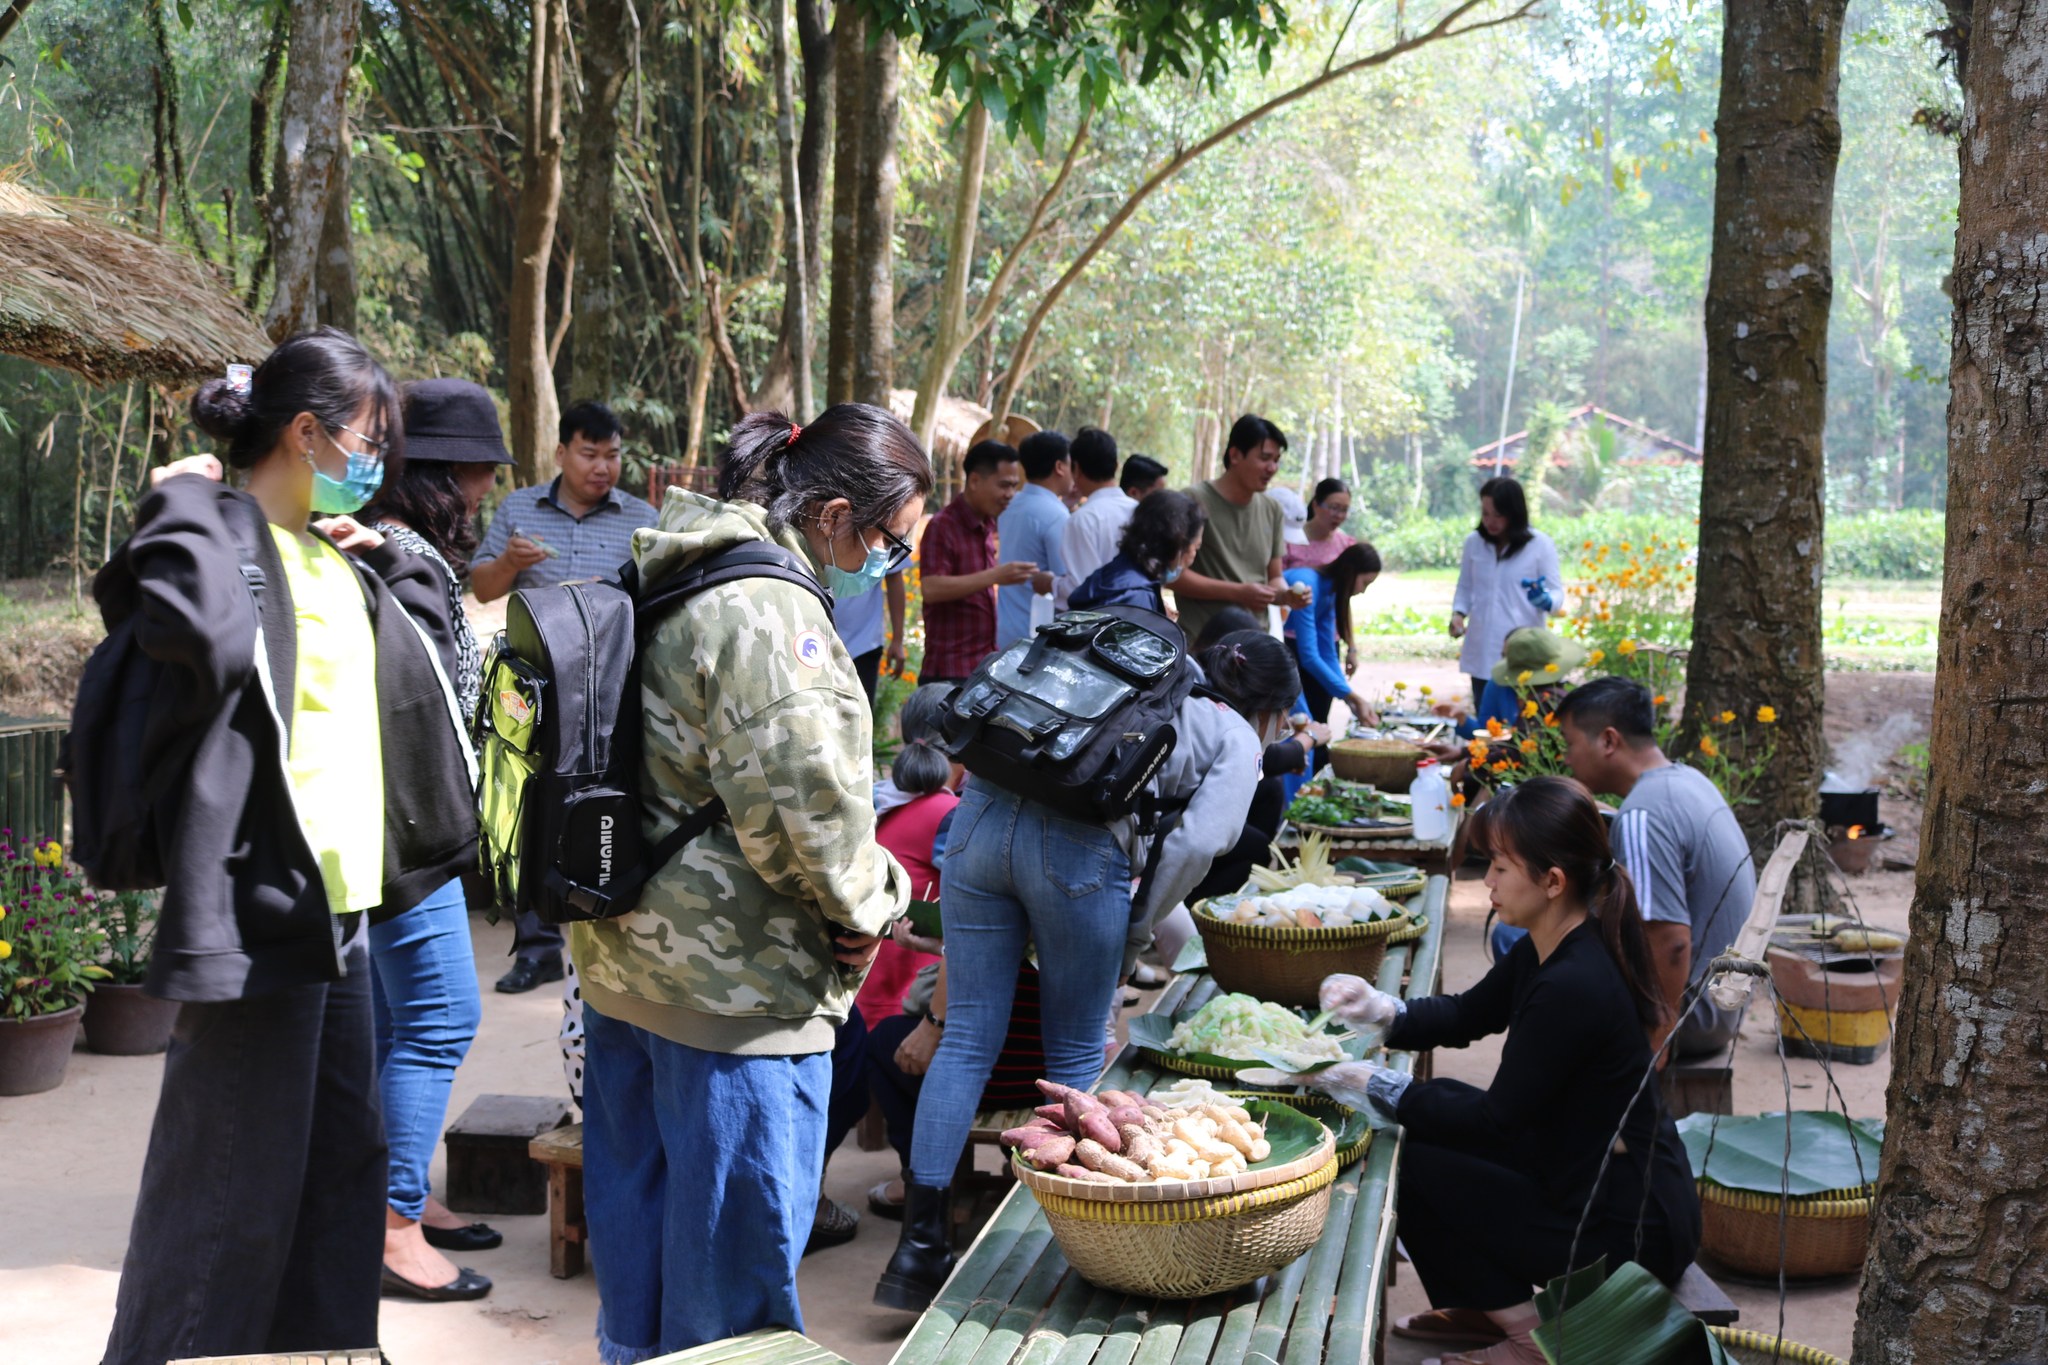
[1491,626,1591,687]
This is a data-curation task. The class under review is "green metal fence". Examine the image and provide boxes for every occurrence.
[0,717,68,844]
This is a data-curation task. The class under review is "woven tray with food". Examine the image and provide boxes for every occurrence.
[1284,777,1414,839]
[1125,992,1370,1080]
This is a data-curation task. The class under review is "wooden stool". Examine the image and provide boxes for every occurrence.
[529,1122,587,1279]
[445,1093,570,1216]
[1661,1061,1734,1118]
[1674,1262,1740,1326]
[950,1105,1033,1244]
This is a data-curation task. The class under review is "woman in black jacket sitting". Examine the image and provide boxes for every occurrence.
[1312,776,1700,1364]
[98,329,479,1365]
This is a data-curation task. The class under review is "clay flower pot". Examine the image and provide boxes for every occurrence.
[83,982,181,1056]
[0,1003,85,1095]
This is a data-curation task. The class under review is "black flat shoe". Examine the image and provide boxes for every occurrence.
[494,957,564,994]
[381,1263,492,1301]
[804,1197,859,1256]
[423,1221,503,1252]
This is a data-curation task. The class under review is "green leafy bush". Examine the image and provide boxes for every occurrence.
[1825,511,1945,579]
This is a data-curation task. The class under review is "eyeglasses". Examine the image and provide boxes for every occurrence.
[877,525,914,574]
[331,423,391,461]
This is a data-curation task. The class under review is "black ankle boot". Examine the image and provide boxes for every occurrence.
[873,1182,954,1311]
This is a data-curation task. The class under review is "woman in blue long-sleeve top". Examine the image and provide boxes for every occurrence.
[1282,541,1382,725]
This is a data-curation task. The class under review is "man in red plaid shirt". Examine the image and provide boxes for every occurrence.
[917,440,1033,683]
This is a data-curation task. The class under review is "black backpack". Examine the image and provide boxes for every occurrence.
[475,542,831,926]
[936,606,1199,823]
[62,500,268,891]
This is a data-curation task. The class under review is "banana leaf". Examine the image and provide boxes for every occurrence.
[1676,1112,1886,1196]
[1171,935,1209,973]
[1532,1257,1732,1365]
[1126,1009,1361,1074]
[1235,1098,1329,1169]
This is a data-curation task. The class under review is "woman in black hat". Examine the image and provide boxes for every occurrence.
[357,377,511,1301]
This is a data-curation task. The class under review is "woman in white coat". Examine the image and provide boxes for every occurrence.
[1449,477,1562,712]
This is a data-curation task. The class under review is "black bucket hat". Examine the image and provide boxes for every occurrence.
[401,378,514,464]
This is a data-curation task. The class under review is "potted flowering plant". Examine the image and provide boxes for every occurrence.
[0,834,110,1094]
[83,889,178,1055]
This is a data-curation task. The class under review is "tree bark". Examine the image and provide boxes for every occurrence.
[825,3,865,408]
[753,0,833,415]
[315,123,357,332]
[770,0,813,420]
[1678,0,1847,843]
[262,0,362,341]
[508,0,567,486]
[910,98,990,448]
[849,25,899,407]
[566,0,631,404]
[1853,5,2048,1357]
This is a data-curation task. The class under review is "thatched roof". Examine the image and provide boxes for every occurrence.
[0,182,270,385]
[887,387,991,463]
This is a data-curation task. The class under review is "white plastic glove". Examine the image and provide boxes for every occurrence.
[1291,1060,1410,1126]
[1319,973,1402,1029]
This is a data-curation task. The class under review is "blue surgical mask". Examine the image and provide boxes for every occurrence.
[1162,565,1184,585]
[824,535,891,598]
[305,440,384,515]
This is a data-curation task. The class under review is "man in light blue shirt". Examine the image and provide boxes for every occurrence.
[994,430,1072,649]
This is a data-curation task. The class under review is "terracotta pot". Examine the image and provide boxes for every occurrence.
[0,1003,84,1095]
[84,982,181,1056]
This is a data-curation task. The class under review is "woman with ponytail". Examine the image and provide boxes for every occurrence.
[1307,776,1700,1363]
[571,404,929,1359]
[99,329,478,1362]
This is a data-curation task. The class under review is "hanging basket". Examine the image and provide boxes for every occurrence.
[1697,1180,1873,1279]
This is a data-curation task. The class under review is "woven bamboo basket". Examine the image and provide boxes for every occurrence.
[1017,1147,1339,1297]
[1328,737,1425,788]
[1697,1180,1873,1278]
[1707,1328,1847,1365]
[1196,908,1410,1007]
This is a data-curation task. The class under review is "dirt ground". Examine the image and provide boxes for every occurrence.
[0,669,1934,1365]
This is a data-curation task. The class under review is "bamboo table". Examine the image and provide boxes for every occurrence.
[1277,809,1463,876]
[888,875,1449,1365]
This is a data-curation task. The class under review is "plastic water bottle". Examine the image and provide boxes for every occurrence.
[1410,758,1451,842]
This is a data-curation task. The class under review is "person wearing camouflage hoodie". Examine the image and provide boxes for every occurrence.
[571,405,930,1362]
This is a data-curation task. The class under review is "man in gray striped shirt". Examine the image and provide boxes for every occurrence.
[1558,677,1756,1058]
[472,400,658,992]
[473,401,658,603]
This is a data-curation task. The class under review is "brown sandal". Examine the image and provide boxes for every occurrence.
[1392,1307,1508,1345]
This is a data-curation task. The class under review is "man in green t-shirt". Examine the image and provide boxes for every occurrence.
[1173,413,1309,642]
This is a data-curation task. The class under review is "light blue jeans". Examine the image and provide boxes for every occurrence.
[909,783,1131,1187]
[581,1007,828,1363]
[370,878,482,1221]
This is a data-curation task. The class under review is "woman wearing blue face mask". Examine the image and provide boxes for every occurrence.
[571,403,930,1359]
[99,328,479,1365]
[1069,488,1207,614]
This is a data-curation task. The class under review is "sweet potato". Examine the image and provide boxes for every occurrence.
[1062,1089,1107,1119]
[1076,1109,1122,1152]
[999,1122,1060,1147]
[1036,1079,1082,1103]
[1096,1089,1142,1109]
[1035,1103,1070,1126]
[1106,1104,1147,1129]
[1055,1162,1115,1182]
[1118,1123,1161,1170]
[1074,1139,1149,1182]
[1026,1134,1077,1167]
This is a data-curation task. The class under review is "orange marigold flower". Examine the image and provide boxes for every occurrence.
[1653,694,1668,706]
[1543,712,1559,728]
[1521,699,1539,718]
[1699,735,1719,757]
[1756,705,1778,725]
[1616,638,1638,656]
[1451,792,1467,808]
[1485,717,1509,739]
[1467,738,1491,762]
[1717,709,1736,725]
[1518,737,1539,756]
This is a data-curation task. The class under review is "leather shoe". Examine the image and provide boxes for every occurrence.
[381,1263,492,1301]
[423,1220,502,1252]
[495,957,564,994]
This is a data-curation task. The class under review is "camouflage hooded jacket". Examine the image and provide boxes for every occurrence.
[571,490,909,1055]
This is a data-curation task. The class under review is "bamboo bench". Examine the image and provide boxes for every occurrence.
[887,875,1451,1365]
[646,1329,850,1364]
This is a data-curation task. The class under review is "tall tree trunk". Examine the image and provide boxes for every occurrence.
[315,123,357,331]
[1853,6,2048,1355]
[566,0,630,403]
[825,4,865,407]
[508,0,567,486]
[753,0,833,414]
[1679,0,1846,842]
[770,0,813,420]
[262,0,362,341]
[849,26,899,407]
[910,98,989,447]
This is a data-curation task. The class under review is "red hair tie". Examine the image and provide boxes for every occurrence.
[788,422,803,445]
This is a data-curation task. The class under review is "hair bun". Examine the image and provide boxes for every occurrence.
[190,378,253,442]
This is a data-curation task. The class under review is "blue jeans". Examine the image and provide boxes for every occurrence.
[582,1006,829,1363]
[908,784,1131,1187]
[370,877,481,1221]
